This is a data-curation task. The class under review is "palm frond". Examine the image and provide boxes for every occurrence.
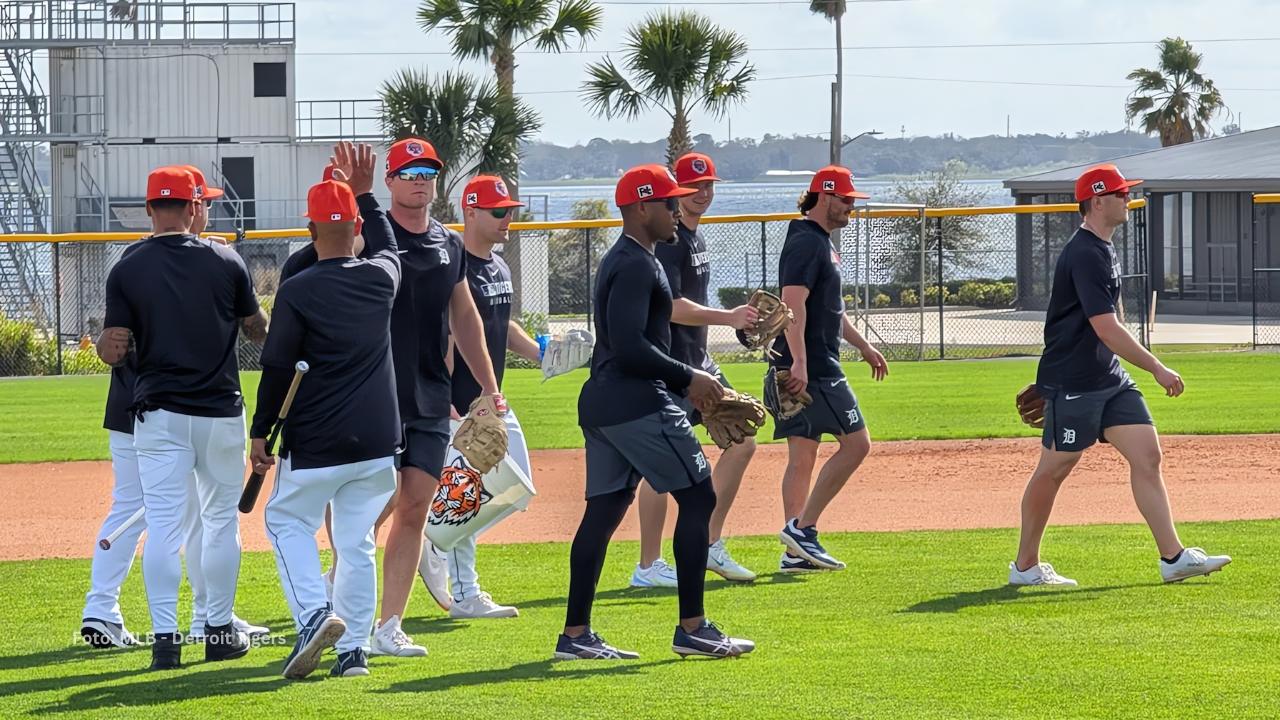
[530,0,602,52]
[580,56,651,120]
[808,0,845,20]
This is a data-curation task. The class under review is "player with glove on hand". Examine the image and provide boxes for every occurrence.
[765,167,887,574]
[630,152,767,589]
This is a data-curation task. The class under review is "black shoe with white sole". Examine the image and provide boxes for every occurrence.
[283,606,347,680]
[553,630,640,660]
[203,622,251,662]
[331,648,371,677]
[149,633,182,671]
[80,617,137,649]
[672,620,755,659]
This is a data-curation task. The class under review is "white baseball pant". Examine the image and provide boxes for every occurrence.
[265,455,395,653]
[447,408,532,601]
[135,409,246,634]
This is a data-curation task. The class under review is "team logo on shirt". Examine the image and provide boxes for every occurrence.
[466,192,479,206]
[1092,181,1107,195]
[479,280,513,299]
[428,457,493,526]
[822,180,836,192]
[637,184,655,199]
[438,248,451,265]
[406,141,425,157]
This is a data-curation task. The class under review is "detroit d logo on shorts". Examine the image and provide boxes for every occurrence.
[822,180,836,192]
[691,158,708,174]
[429,458,493,526]
[406,141,425,157]
[636,184,654,200]
[1092,180,1107,195]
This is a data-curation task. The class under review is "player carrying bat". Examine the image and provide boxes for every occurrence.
[250,143,401,679]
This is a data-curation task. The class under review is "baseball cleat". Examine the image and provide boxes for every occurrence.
[779,552,821,574]
[779,519,845,570]
[370,615,427,657]
[1160,547,1231,583]
[449,592,519,619]
[707,540,756,582]
[417,539,453,611]
[80,617,137,649]
[554,630,640,660]
[672,620,755,659]
[331,648,371,677]
[630,558,678,588]
[203,622,251,662]
[149,633,182,671]
[1008,561,1078,586]
[283,606,346,680]
[233,614,270,639]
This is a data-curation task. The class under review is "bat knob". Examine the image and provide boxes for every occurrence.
[98,539,111,550]
[295,360,310,373]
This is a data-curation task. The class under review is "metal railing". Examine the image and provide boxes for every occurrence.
[0,0,294,46]
[0,201,1159,376]
[295,99,383,142]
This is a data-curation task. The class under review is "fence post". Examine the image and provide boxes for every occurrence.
[917,207,925,361]
[759,221,767,291]
[584,227,593,328]
[1252,202,1258,348]
[935,216,945,361]
[54,242,63,375]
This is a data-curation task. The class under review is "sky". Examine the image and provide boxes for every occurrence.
[292,0,1278,146]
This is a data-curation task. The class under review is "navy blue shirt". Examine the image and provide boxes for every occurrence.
[254,194,401,470]
[388,215,467,422]
[1037,227,1128,391]
[578,235,693,427]
[103,233,259,418]
[279,238,375,285]
[451,250,513,413]
[771,219,844,379]
[655,221,715,372]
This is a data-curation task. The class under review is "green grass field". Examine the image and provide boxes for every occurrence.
[2,351,1277,464]
[2,522,1276,719]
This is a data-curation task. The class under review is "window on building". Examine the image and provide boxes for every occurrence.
[1181,192,1194,289]
[253,62,287,98]
[1162,194,1179,293]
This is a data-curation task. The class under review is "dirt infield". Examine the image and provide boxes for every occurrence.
[2,434,1276,561]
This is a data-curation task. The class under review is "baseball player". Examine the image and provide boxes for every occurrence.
[81,166,267,650]
[370,138,504,657]
[98,166,268,670]
[632,152,760,588]
[1009,164,1231,586]
[765,166,888,574]
[557,164,754,660]
[440,174,540,619]
[253,143,401,679]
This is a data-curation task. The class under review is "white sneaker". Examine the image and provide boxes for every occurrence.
[1160,547,1231,583]
[707,540,756,582]
[630,558,678,588]
[449,592,519,619]
[232,614,269,638]
[370,615,427,657]
[417,539,452,611]
[1008,561,1078,586]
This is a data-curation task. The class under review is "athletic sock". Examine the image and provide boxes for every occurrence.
[1161,550,1184,564]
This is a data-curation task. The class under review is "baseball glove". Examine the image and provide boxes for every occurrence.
[702,389,768,450]
[736,290,793,353]
[772,369,813,420]
[1015,383,1045,428]
[542,329,594,381]
[452,394,509,474]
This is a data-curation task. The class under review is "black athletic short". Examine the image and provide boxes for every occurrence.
[671,370,731,427]
[581,397,711,499]
[396,416,450,476]
[765,366,866,441]
[1041,380,1153,452]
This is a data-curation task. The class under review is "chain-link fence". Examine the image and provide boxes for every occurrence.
[0,202,1160,377]
[1254,197,1280,348]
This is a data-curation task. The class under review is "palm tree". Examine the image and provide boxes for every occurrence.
[581,10,755,166]
[1125,37,1225,147]
[809,0,846,164]
[380,68,541,223]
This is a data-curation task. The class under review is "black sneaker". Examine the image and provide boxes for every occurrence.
[203,622,251,662]
[149,633,182,670]
[672,620,755,659]
[81,617,137,649]
[553,630,639,660]
[331,648,371,677]
[779,519,845,570]
[779,552,822,574]
[283,606,346,680]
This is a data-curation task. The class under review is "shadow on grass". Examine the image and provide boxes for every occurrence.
[899,583,1168,614]
[515,579,741,611]
[0,643,127,674]
[379,657,677,695]
[31,657,288,715]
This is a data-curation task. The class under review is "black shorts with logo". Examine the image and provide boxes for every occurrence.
[395,416,451,476]
[764,367,867,441]
[582,397,711,499]
[1041,380,1153,452]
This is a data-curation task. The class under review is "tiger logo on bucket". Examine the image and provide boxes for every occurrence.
[429,457,493,526]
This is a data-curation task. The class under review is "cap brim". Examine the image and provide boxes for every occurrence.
[203,187,225,200]
[679,174,721,185]
[474,199,525,209]
[837,190,871,200]
[658,187,699,200]
[1119,179,1144,191]
[389,158,444,174]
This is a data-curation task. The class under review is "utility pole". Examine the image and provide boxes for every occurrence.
[830,82,841,165]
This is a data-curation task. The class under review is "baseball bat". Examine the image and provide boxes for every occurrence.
[98,506,146,550]
[238,360,309,514]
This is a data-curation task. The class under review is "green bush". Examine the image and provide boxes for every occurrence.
[0,313,51,377]
[899,288,919,306]
[872,293,892,309]
[507,310,552,370]
[61,346,110,375]
[954,281,1016,308]
[923,285,951,306]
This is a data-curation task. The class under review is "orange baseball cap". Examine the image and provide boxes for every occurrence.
[304,179,361,231]
[1074,163,1143,202]
[809,165,870,200]
[321,164,337,182]
[386,138,442,175]
[146,166,198,202]
[463,175,524,210]
[674,152,721,185]
[615,164,697,207]
[180,164,224,201]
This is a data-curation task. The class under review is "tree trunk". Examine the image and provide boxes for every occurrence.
[831,11,844,165]
[494,40,527,314]
[667,105,693,167]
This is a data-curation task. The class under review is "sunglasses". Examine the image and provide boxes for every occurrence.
[393,166,439,181]
[487,206,513,219]
[1105,190,1131,200]
[824,192,856,204]
[644,197,680,213]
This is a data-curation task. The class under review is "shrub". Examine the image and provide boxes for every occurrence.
[954,281,1016,308]
[923,285,951,306]
[899,288,919,306]
[872,293,891,309]
[61,346,110,375]
[0,313,51,377]
[507,310,553,370]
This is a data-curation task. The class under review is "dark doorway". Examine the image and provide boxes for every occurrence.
[220,157,255,231]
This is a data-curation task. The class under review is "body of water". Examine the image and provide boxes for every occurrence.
[519,180,1011,221]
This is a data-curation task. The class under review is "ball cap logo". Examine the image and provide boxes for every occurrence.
[193,186,204,199]
[466,192,479,205]
[406,141,425,157]
[160,188,172,197]
[637,184,655,199]
[329,212,342,221]
[1092,181,1108,194]
[822,180,836,191]
[691,158,708,174]
[494,181,509,197]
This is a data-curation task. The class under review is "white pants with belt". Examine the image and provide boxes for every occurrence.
[447,410,532,601]
[266,455,396,653]
[134,409,246,634]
